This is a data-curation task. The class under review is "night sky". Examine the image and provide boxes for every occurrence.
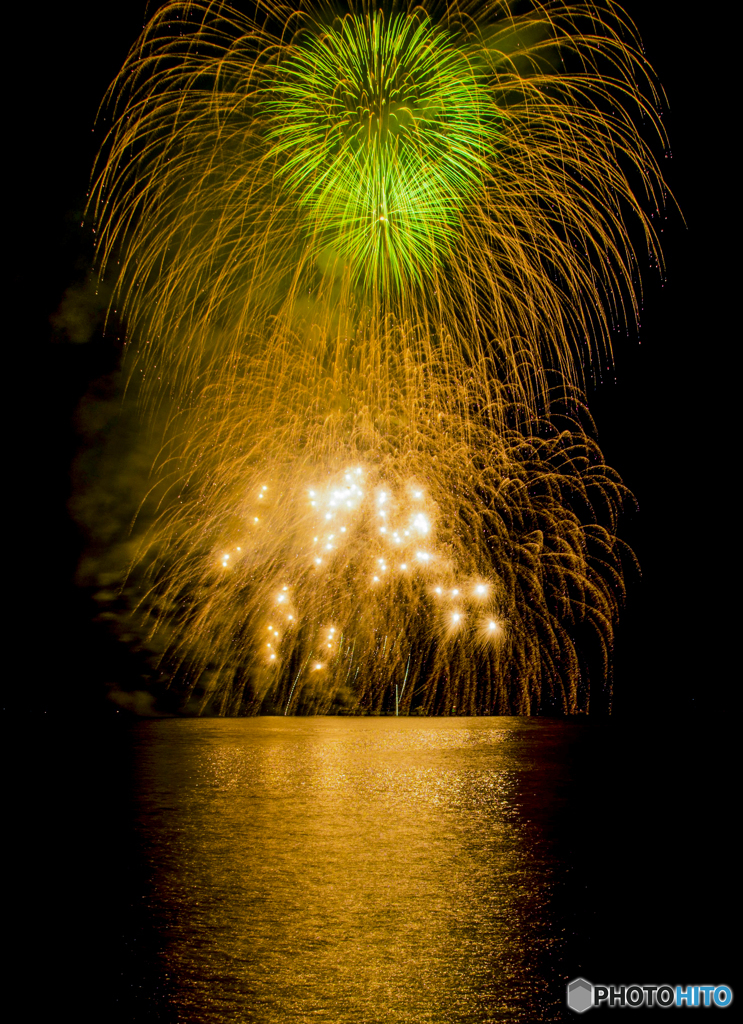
[17,0,722,719]
[10,2,735,1019]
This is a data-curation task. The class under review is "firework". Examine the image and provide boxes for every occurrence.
[129,348,632,714]
[87,1,669,714]
[91,0,669,406]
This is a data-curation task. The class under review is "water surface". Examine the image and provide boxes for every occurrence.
[125,718,589,1022]
[57,715,733,1022]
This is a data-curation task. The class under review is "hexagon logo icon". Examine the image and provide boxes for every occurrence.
[567,977,593,1013]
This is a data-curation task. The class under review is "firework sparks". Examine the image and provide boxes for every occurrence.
[91,0,669,408]
[132,355,633,714]
[88,1,670,714]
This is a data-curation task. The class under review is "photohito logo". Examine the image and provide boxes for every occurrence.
[567,979,734,1012]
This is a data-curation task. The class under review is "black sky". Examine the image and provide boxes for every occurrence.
[11,1,726,718]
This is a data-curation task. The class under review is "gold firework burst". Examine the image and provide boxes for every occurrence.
[85,2,669,713]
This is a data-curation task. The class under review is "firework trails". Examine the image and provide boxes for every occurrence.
[90,1,668,713]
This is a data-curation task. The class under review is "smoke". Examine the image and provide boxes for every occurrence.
[51,276,110,345]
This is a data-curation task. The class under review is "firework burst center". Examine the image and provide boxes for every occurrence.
[265,10,498,289]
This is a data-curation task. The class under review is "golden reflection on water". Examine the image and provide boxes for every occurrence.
[134,718,563,1022]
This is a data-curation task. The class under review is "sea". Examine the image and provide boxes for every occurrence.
[32,716,735,1022]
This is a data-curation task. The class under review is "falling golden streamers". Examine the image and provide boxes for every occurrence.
[88,2,669,713]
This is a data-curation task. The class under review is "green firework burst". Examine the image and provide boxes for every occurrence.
[264,9,500,292]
